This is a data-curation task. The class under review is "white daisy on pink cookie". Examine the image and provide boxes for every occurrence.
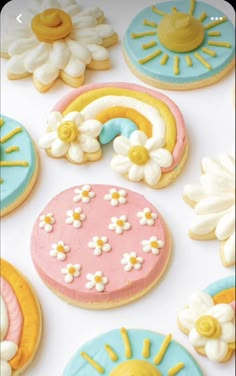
[50,241,70,261]
[66,207,86,228]
[88,236,111,256]
[73,185,95,203]
[121,252,144,272]
[61,264,81,283]
[86,271,108,292]
[39,213,55,232]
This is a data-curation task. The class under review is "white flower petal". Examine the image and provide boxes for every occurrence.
[86,281,95,289]
[65,274,73,283]
[189,328,208,347]
[47,112,63,131]
[87,44,109,61]
[220,322,235,343]
[144,160,161,186]
[0,341,18,361]
[111,155,132,174]
[0,360,12,376]
[188,291,214,316]
[208,304,235,323]
[205,339,228,362]
[57,253,66,261]
[79,135,100,153]
[68,142,84,163]
[178,308,197,331]
[39,132,57,149]
[215,210,235,241]
[79,119,102,138]
[150,148,173,168]
[51,139,69,157]
[113,136,130,155]
[130,131,147,146]
[66,39,91,64]
[96,283,105,292]
[24,43,51,72]
[145,137,165,151]
[128,164,144,182]
[63,111,83,126]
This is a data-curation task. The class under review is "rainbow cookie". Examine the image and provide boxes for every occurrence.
[38,82,188,189]
[63,328,203,375]
[1,0,118,92]
[31,184,171,309]
[0,115,39,217]
[123,0,235,90]
[0,259,42,376]
[178,276,235,363]
[183,153,235,267]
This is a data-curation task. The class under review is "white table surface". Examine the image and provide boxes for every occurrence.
[1,0,235,375]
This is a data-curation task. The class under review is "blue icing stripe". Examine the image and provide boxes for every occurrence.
[0,114,37,212]
[63,329,203,376]
[99,118,138,144]
[204,276,235,297]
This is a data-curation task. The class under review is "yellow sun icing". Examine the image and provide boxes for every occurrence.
[196,316,221,338]
[57,245,65,253]
[110,360,162,376]
[128,146,149,165]
[157,11,204,52]
[73,212,80,220]
[44,216,52,224]
[112,192,120,199]
[58,121,78,143]
[116,219,124,227]
[31,8,72,43]
[130,257,137,265]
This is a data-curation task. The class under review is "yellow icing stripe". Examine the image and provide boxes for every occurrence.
[160,54,169,65]
[0,118,4,126]
[185,55,193,66]
[142,41,157,49]
[0,161,29,167]
[121,328,132,358]
[5,146,20,153]
[189,0,196,16]
[143,19,158,27]
[208,31,221,36]
[142,338,151,358]
[208,40,232,48]
[199,12,207,22]
[194,52,212,70]
[152,5,167,16]
[213,287,235,304]
[153,334,172,364]
[204,16,227,29]
[81,352,104,373]
[229,342,236,350]
[131,31,156,38]
[139,49,162,64]
[174,56,180,75]
[0,259,41,371]
[105,344,118,361]
[95,106,152,137]
[0,127,22,144]
[201,47,217,57]
[168,362,185,376]
[63,87,177,153]
[0,178,3,184]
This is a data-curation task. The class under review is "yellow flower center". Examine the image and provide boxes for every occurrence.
[96,239,104,247]
[110,360,162,376]
[57,245,65,253]
[112,192,120,199]
[130,257,137,265]
[150,241,158,248]
[145,212,152,219]
[95,275,102,283]
[44,216,52,224]
[31,9,73,43]
[68,266,76,275]
[128,145,149,165]
[73,213,80,221]
[116,219,124,227]
[57,121,78,143]
[196,315,222,338]
[82,190,89,197]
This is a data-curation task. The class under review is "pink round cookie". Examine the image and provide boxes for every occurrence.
[31,184,171,309]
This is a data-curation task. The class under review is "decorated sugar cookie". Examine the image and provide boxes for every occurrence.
[178,276,235,363]
[1,0,118,92]
[183,153,235,267]
[31,184,171,309]
[0,259,42,376]
[0,115,39,217]
[38,82,188,189]
[123,0,235,90]
[63,328,203,375]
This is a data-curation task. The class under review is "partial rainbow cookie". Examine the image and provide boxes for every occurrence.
[0,259,42,376]
[183,153,235,267]
[39,82,188,189]
[31,184,171,309]
[1,0,118,92]
[0,115,39,217]
[178,276,235,363]
[63,328,203,375]
[123,0,235,90]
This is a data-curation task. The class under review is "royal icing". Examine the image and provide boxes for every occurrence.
[1,0,117,89]
[184,153,235,267]
[31,185,170,308]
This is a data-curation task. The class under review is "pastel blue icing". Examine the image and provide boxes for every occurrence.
[204,276,235,297]
[99,118,138,144]
[123,1,235,84]
[63,329,203,376]
[0,115,36,212]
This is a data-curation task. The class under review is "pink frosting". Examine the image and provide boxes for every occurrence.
[52,82,187,173]
[0,276,23,344]
[31,185,170,305]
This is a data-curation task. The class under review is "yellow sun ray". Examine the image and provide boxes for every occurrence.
[0,178,4,184]
[152,5,167,16]
[204,16,227,30]
[120,328,132,358]
[142,40,157,49]
[0,127,22,144]
[208,40,232,48]
[172,7,177,13]
[185,55,193,66]
[160,54,169,65]
[143,19,158,27]
[142,338,151,358]
[199,11,207,22]
[104,344,118,362]
[174,56,180,75]
[0,118,4,127]
[5,146,20,153]
[0,161,29,167]
[81,352,105,374]
[139,49,162,64]
[189,0,196,16]
[201,47,217,56]
[194,52,212,70]
[153,334,172,364]
[168,362,185,376]
[131,31,156,39]
[208,31,221,36]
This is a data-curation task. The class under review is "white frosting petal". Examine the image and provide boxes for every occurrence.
[7,54,28,75]
[195,196,235,215]
[145,136,165,151]
[189,328,208,347]
[201,173,234,195]
[47,112,63,131]
[178,307,197,331]
[78,119,102,138]
[130,130,147,146]
[202,156,233,178]
[95,24,115,38]
[42,0,59,8]
[215,209,235,240]
[0,341,18,361]
[190,211,228,235]
[63,3,81,17]
[79,135,100,153]
[63,56,85,77]
[34,62,59,85]
[24,43,51,72]
[110,155,132,174]
[8,37,38,56]
[183,184,206,203]
[77,7,104,20]
[144,160,161,185]
[63,111,83,127]
[71,28,103,45]
[220,322,235,343]
[38,132,57,149]
[207,304,235,323]
[205,339,228,362]
[188,291,214,315]
[0,360,12,376]
[50,41,71,69]
[149,148,173,168]
[128,164,144,182]
[0,297,8,341]
[222,233,235,264]
[67,142,84,163]
[51,139,69,157]
[72,15,97,29]
[218,154,235,175]
[87,44,109,61]
[113,136,130,156]
[66,39,91,64]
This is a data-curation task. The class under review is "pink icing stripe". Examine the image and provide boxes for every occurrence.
[231,301,236,311]
[0,276,23,344]
[52,82,187,173]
